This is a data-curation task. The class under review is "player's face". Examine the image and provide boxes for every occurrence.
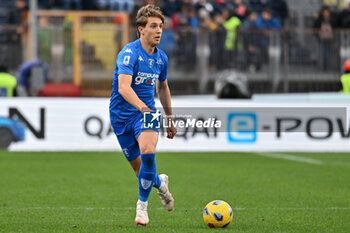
[140,17,163,47]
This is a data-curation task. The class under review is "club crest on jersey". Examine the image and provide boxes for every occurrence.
[148,58,154,68]
[122,149,130,157]
[156,59,164,65]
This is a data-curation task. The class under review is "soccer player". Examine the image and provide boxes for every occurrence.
[109,4,177,226]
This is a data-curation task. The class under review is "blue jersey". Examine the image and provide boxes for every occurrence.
[109,39,168,123]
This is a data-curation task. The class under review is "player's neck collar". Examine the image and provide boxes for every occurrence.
[138,39,158,56]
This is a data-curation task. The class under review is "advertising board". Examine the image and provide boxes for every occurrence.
[0,98,349,151]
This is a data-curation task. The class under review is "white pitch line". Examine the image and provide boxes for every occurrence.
[233,207,350,211]
[255,152,324,165]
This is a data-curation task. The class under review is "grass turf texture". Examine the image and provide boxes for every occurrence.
[0,151,350,233]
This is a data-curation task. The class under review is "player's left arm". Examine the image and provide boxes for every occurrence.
[157,80,177,139]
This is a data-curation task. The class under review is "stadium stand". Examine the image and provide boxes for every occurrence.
[0,0,348,96]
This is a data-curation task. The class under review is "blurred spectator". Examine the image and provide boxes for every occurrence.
[341,59,350,93]
[0,7,7,24]
[38,0,55,9]
[37,0,59,9]
[188,6,199,66]
[63,15,74,67]
[179,0,193,10]
[213,0,227,14]
[209,12,227,70]
[188,6,200,28]
[195,0,214,24]
[98,0,135,11]
[265,0,288,26]
[38,16,52,64]
[109,0,135,12]
[6,0,26,69]
[223,8,241,50]
[145,0,156,6]
[255,8,282,29]
[0,65,17,97]
[227,0,247,20]
[242,11,257,28]
[158,17,177,56]
[222,8,241,67]
[133,0,144,10]
[242,11,262,71]
[172,5,189,30]
[255,8,281,62]
[17,60,48,96]
[131,0,145,35]
[82,0,98,10]
[8,0,26,27]
[337,0,350,28]
[163,0,179,17]
[248,0,264,14]
[313,5,337,71]
[195,0,214,14]
[175,5,194,70]
[96,0,109,10]
[61,0,82,10]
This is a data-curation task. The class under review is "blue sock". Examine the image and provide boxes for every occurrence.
[135,158,161,188]
[137,172,161,187]
[153,164,162,189]
[138,153,156,202]
[136,161,161,189]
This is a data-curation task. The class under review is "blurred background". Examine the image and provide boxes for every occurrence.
[1,0,350,98]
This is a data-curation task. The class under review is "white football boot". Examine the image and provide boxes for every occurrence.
[157,174,174,211]
[135,200,149,226]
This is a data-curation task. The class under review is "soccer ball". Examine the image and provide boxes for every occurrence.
[203,200,233,228]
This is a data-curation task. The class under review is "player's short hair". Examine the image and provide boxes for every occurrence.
[136,4,165,38]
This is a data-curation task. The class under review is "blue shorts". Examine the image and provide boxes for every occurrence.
[111,112,159,161]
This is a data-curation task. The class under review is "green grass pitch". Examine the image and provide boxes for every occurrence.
[0,151,350,233]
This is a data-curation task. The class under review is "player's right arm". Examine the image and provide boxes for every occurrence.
[118,74,151,113]
[117,47,151,113]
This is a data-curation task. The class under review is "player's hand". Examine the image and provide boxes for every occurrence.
[140,106,154,114]
[167,126,177,139]
[166,119,177,139]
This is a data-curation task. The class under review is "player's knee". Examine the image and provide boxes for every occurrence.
[141,153,155,169]
[140,145,156,155]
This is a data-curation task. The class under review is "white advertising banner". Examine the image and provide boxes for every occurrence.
[0,97,349,152]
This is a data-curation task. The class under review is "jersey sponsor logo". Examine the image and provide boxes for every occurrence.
[141,178,152,190]
[135,72,159,85]
[123,56,130,66]
[124,48,133,53]
[148,58,154,68]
